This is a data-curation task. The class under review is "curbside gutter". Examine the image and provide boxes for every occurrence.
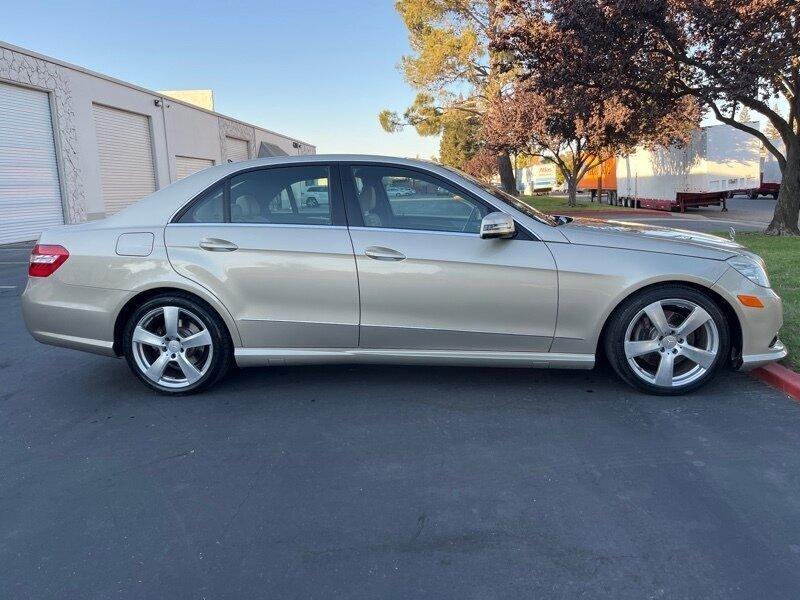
[751,363,800,401]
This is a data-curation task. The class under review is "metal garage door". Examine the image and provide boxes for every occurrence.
[175,156,214,180]
[0,82,64,244]
[93,104,156,215]
[225,136,249,163]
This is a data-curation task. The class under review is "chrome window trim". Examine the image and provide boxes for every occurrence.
[166,222,348,231]
[346,226,480,238]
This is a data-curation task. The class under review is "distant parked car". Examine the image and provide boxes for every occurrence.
[21,155,786,396]
[301,185,329,207]
[386,185,415,197]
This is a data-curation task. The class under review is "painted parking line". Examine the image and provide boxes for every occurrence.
[0,286,17,290]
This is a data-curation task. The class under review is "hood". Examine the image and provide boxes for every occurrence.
[555,217,745,260]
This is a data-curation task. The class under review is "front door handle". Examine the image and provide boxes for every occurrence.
[199,238,238,252]
[364,246,406,261]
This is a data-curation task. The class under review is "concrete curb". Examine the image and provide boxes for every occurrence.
[751,363,800,401]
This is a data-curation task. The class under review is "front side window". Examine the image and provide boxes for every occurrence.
[229,165,332,225]
[349,166,491,233]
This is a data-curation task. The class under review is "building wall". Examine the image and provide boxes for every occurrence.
[159,89,214,111]
[0,41,315,227]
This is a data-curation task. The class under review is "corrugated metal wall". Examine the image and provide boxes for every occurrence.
[175,155,214,180]
[92,104,156,215]
[0,82,64,244]
[225,136,249,163]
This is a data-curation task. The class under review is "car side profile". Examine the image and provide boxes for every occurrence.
[386,185,415,197]
[301,185,329,207]
[22,155,786,396]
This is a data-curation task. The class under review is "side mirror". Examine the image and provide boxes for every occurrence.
[480,212,516,239]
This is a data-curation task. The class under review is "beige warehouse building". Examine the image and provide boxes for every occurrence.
[0,41,315,244]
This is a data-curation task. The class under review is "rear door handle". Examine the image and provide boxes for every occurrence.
[199,238,238,252]
[364,246,406,261]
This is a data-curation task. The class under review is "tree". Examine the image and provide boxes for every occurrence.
[379,0,518,193]
[483,84,698,205]
[496,0,800,235]
[438,110,483,169]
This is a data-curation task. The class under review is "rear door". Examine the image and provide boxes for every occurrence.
[342,163,558,352]
[165,163,359,348]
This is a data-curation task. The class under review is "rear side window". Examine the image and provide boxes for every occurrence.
[177,184,224,223]
[230,165,331,225]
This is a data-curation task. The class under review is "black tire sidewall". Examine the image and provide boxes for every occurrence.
[605,286,730,395]
[122,294,232,395]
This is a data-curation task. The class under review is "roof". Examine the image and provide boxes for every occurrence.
[104,155,454,226]
[0,40,314,149]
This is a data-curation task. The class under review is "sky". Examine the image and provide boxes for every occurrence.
[1,0,440,158]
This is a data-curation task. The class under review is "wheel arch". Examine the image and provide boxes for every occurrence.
[596,280,743,364]
[113,286,240,356]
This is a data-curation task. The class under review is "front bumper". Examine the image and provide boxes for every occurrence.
[740,338,787,371]
[712,267,787,372]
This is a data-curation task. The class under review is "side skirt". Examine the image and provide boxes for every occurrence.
[234,348,595,369]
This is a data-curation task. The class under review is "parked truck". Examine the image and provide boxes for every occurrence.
[751,137,782,199]
[578,157,617,203]
[516,161,557,195]
[617,123,761,212]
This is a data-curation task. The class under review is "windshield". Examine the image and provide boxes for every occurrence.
[441,165,558,227]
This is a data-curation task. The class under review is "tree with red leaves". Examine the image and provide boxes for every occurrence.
[495,0,800,235]
[483,84,698,205]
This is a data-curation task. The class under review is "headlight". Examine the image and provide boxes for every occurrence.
[727,255,770,288]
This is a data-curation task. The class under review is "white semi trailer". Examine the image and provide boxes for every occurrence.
[617,123,761,212]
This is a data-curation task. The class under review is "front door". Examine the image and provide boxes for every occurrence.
[342,163,558,352]
[165,163,359,348]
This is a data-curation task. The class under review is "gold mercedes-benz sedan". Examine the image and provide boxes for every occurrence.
[21,155,785,395]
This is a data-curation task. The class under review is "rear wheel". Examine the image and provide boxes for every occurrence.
[604,286,730,395]
[123,294,232,395]
[306,197,319,207]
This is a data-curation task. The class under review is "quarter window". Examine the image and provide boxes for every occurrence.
[177,183,224,223]
[349,166,490,233]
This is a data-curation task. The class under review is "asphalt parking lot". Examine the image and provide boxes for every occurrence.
[2,245,800,599]
[583,195,779,233]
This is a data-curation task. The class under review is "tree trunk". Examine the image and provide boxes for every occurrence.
[766,136,800,236]
[567,176,578,207]
[497,151,517,195]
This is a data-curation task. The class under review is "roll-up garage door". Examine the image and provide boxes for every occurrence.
[175,156,214,180]
[225,136,249,163]
[92,104,156,215]
[0,82,64,244]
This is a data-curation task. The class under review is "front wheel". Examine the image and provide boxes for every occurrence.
[122,294,232,395]
[604,286,730,395]
[305,197,319,207]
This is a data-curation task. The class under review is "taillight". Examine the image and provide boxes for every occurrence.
[29,244,69,277]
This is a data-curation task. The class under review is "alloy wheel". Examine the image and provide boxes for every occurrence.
[623,298,720,388]
[131,306,214,389]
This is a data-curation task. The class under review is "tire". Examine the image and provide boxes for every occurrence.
[749,191,759,199]
[306,197,319,207]
[122,293,233,395]
[604,285,730,395]
[772,192,779,199]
